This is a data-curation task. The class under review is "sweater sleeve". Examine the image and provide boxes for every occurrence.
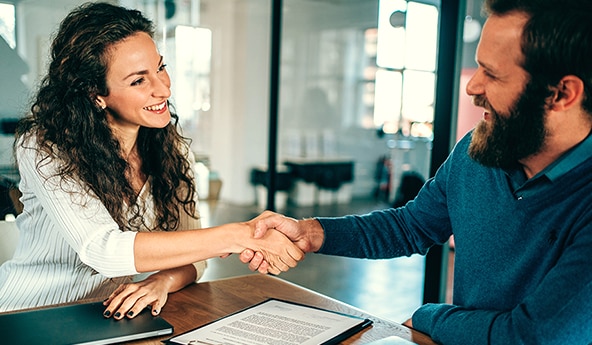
[317,143,455,258]
[17,141,138,277]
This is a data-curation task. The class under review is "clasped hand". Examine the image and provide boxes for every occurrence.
[240,210,315,274]
[240,214,305,275]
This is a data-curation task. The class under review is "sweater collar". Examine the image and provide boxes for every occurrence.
[505,131,592,192]
[542,131,592,182]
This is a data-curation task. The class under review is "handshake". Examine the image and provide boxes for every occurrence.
[238,211,325,275]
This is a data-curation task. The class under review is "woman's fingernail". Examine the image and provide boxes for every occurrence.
[127,311,134,317]
[114,312,121,318]
[153,309,159,315]
[103,310,111,317]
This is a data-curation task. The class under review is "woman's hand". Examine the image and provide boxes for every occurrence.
[102,264,196,319]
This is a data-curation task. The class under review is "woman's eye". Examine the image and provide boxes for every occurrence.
[131,77,145,86]
[158,64,167,72]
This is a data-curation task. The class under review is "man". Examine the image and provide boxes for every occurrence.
[241,0,592,344]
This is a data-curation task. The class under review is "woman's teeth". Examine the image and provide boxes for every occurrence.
[144,102,166,111]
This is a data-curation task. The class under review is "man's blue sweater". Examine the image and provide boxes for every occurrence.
[317,133,592,345]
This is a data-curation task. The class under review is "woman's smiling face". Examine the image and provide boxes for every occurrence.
[96,31,172,134]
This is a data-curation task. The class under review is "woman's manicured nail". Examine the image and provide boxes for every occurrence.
[103,310,111,317]
[127,311,134,317]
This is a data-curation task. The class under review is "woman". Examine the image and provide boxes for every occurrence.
[0,2,302,319]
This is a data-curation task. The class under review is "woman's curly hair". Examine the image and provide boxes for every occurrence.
[14,2,197,231]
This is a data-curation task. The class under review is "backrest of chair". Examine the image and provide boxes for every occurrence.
[8,187,22,215]
[0,175,22,220]
[0,220,19,264]
[0,183,17,220]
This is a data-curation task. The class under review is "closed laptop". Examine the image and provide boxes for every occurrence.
[0,301,173,345]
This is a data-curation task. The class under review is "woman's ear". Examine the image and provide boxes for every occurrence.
[549,75,584,112]
[95,96,107,110]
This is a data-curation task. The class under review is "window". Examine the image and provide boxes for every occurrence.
[366,0,439,138]
[166,25,212,153]
[0,2,16,49]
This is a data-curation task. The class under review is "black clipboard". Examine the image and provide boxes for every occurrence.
[164,298,372,345]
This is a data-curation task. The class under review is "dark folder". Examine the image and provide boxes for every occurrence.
[0,301,173,345]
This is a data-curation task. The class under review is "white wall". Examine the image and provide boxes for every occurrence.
[198,0,271,204]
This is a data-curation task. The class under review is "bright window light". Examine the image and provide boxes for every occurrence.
[405,2,438,71]
[376,0,407,69]
[373,69,402,128]
[0,3,16,49]
[402,70,435,123]
[372,0,438,137]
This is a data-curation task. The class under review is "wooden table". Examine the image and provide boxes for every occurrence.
[131,274,436,345]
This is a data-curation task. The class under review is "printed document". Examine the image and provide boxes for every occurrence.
[166,299,372,345]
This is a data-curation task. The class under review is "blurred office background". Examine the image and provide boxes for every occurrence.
[0,0,486,323]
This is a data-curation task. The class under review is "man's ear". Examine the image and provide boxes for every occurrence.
[549,75,584,111]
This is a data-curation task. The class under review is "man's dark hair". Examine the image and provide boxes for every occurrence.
[485,0,592,115]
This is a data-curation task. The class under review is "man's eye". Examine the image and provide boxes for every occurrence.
[483,70,496,79]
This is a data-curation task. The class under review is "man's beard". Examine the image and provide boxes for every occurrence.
[468,79,550,169]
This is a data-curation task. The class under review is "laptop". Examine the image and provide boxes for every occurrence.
[0,301,173,345]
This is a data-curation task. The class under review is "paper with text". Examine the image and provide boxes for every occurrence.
[167,299,371,345]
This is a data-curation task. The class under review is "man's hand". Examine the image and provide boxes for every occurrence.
[251,210,322,252]
[244,227,304,274]
[240,211,325,273]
